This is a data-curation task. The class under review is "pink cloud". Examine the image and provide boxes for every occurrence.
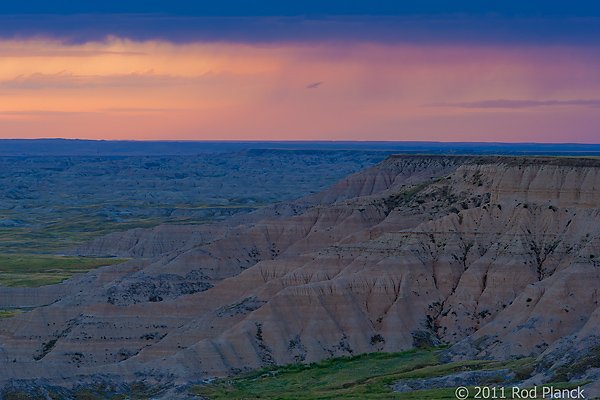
[0,48,144,58]
[0,70,201,89]
[0,110,89,115]
[1,40,600,142]
[424,99,600,109]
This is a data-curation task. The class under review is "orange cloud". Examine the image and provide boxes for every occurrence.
[1,38,600,142]
[0,70,201,89]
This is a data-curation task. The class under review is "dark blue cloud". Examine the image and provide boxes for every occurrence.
[1,14,600,46]
[2,1,600,17]
[2,0,600,45]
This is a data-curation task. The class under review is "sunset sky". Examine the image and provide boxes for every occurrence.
[1,2,600,142]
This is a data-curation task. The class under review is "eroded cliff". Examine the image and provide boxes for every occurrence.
[1,155,600,393]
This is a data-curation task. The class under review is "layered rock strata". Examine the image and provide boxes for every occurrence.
[1,155,600,393]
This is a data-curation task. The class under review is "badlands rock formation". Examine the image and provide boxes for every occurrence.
[0,149,388,254]
[1,154,600,392]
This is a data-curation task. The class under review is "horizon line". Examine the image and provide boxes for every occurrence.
[3,138,600,146]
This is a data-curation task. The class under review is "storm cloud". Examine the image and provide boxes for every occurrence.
[1,15,600,46]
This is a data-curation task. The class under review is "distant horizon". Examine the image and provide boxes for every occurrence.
[3,138,600,145]
[3,138,600,157]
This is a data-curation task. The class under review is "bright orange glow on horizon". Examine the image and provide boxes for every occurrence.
[1,38,600,142]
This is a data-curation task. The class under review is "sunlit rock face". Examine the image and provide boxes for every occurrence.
[2,155,600,389]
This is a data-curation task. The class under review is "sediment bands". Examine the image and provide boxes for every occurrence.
[2,154,600,394]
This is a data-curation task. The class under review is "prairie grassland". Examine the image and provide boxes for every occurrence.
[0,306,36,319]
[0,349,587,399]
[0,253,129,288]
[0,204,253,254]
[0,205,240,290]
[190,348,562,400]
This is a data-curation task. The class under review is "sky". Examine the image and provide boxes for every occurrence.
[1,2,600,142]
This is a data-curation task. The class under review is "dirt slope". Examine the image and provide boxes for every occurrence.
[2,155,600,393]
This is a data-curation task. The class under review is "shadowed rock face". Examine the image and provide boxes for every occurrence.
[2,154,600,391]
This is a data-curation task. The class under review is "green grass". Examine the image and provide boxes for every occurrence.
[0,200,261,293]
[189,349,548,400]
[0,198,267,295]
[0,349,592,399]
[0,202,252,292]
[0,213,179,254]
[0,254,129,288]
[0,306,36,319]
[0,201,261,319]
[0,202,261,254]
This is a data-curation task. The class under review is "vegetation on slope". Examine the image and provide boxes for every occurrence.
[189,348,568,400]
[0,205,247,254]
[0,254,129,289]
[0,151,387,294]
[0,348,590,399]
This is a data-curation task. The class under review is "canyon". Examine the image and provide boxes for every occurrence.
[2,154,600,397]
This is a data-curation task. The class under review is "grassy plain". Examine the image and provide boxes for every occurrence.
[0,204,257,254]
[0,348,589,399]
[0,151,384,294]
[189,348,565,400]
[0,204,257,291]
[0,253,129,288]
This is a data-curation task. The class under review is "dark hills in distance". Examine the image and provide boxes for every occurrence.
[2,138,600,156]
